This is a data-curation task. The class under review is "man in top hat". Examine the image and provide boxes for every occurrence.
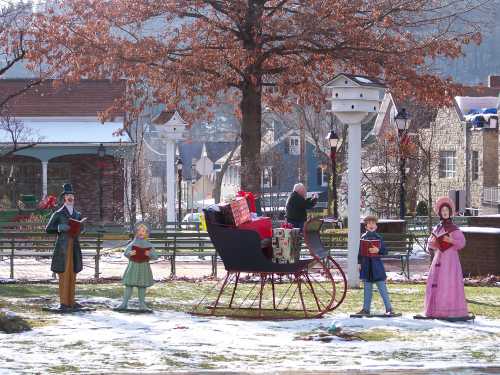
[45,183,84,311]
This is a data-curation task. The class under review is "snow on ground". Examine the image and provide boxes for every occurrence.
[1,300,499,374]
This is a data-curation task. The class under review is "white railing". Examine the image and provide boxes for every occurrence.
[483,186,500,204]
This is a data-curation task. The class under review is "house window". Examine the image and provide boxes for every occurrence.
[263,167,272,188]
[316,167,329,187]
[439,151,456,178]
[472,151,479,181]
[287,136,300,155]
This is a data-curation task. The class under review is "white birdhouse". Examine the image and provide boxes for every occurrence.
[152,110,188,141]
[325,74,386,124]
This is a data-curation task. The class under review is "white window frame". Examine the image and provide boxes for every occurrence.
[472,150,479,181]
[439,151,456,178]
[288,136,300,155]
[262,167,272,188]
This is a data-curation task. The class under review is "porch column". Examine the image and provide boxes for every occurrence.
[165,140,176,223]
[42,161,48,198]
[123,159,132,224]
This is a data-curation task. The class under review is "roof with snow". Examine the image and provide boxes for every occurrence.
[0,120,132,144]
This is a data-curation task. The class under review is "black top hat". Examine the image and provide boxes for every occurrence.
[60,183,75,197]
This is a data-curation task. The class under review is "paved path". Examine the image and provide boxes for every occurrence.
[0,255,432,281]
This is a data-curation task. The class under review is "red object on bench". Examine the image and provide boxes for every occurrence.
[238,216,273,239]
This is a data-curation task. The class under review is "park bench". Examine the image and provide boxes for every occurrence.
[0,231,105,279]
[319,231,414,279]
[0,229,218,279]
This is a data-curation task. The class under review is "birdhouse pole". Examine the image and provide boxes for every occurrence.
[326,74,385,288]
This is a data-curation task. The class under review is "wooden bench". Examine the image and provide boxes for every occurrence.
[0,230,219,279]
[314,232,414,279]
[0,231,105,279]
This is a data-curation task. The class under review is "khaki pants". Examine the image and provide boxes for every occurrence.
[58,238,76,306]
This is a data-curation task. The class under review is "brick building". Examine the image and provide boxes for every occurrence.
[0,79,135,224]
[418,76,500,214]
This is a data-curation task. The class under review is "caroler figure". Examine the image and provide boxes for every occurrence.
[422,196,470,319]
[116,223,159,312]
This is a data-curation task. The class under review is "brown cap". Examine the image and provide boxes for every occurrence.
[363,215,378,224]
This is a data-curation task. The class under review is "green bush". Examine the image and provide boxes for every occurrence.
[416,201,428,216]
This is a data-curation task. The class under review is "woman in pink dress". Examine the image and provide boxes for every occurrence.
[424,197,469,318]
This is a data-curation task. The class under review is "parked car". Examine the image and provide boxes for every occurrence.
[182,212,202,223]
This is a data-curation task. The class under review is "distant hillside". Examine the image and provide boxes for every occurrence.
[436,23,500,85]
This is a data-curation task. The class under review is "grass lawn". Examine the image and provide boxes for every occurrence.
[1,281,499,320]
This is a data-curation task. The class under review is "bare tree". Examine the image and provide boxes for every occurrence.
[0,108,42,207]
[415,124,440,233]
[361,134,401,218]
[0,1,43,110]
[262,105,348,216]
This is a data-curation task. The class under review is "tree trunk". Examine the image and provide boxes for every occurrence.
[240,80,262,197]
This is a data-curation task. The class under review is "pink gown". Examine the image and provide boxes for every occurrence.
[424,227,468,317]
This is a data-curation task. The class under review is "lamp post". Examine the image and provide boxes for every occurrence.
[176,157,183,227]
[326,129,340,219]
[326,74,385,288]
[97,143,106,223]
[394,108,411,220]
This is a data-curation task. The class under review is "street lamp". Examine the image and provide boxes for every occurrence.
[326,74,385,288]
[326,129,341,219]
[394,108,411,219]
[97,143,106,223]
[176,157,183,226]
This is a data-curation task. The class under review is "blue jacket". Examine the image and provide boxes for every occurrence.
[358,231,387,282]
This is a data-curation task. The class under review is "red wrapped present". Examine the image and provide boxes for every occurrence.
[219,197,251,226]
[237,191,256,213]
[238,216,272,239]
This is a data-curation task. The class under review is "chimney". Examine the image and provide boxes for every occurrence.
[488,75,500,88]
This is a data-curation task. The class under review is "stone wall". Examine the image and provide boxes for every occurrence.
[419,107,466,205]
[470,130,483,208]
[419,106,500,212]
[482,129,499,187]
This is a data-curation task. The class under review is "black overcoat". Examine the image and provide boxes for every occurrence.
[45,206,83,274]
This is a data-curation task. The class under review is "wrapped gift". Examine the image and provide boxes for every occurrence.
[219,197,251,226]
[272,228,301,263]
[237,191,256,213]
[238,216,272,239]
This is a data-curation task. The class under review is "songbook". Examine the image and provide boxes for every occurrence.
[360,239,381,257]
[432,232,453,251]
[130,246,151,263]
[68,217,87,238]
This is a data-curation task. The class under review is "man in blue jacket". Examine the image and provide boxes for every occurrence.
[356,215,397,316]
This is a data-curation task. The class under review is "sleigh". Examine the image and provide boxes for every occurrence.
[192,214,347,320]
